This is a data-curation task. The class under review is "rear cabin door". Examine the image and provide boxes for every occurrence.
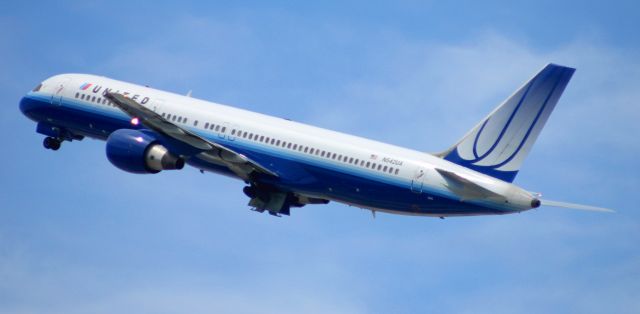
[411,167,426,193]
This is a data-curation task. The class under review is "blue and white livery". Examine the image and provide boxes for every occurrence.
[441,64,575,182]
[19,63,612,217]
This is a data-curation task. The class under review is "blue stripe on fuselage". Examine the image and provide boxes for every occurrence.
[21,93,513,216]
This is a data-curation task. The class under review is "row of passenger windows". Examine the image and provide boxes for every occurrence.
[75,92,399,176]
[76,92,113,106]
[160,112,191,125]
[203,122,223,132]
[229,128,400,175]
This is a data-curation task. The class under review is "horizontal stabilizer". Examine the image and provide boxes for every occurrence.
[435,168,504,201]
[541,199,614,213]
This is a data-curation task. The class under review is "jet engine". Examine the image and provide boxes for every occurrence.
[105,129,184,174]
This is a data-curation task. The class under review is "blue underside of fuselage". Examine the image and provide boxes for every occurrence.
[20,93,513,216]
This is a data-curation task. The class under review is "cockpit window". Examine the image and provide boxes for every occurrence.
[32,83,43,92]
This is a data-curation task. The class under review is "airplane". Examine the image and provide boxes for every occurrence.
[19,63,612,217]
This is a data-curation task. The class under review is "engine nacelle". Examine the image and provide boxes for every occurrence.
[106,129,184,174]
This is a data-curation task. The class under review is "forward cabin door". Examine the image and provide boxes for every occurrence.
[51,78,71,106]
[152,98,165,115]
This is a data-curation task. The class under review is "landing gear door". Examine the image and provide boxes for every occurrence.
[411,167,426,193]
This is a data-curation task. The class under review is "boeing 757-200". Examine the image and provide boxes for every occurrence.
[19,63,612,217]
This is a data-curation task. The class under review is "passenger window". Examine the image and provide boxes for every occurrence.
[287,143,292,149]
[92,96,96,102]
[205,122,209,129]
[383,166,388,172]
[162,113,166,117]
[194,120,198,126]
[260,136,265,142]
[215,125,220,131]
[309,148,314,154]
[75,92,79,98]
[293,144,298,150]
[103,99,107,104]
[377,164,382,171]
[231,129,236,135]
[221,127,226,133]
[80,94,85,100]
[349,157,354,164]
[395,169,399,175]
[366,161,371,168]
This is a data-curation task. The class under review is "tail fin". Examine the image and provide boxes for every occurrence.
[438,63,575,182]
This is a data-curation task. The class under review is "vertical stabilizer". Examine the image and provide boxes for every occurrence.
[439,64,575,182]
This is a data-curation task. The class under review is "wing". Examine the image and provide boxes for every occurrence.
[104,92,278,180]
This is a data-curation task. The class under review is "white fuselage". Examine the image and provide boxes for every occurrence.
[21,73,537,216]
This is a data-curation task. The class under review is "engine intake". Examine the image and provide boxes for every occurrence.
[106,129,184,174]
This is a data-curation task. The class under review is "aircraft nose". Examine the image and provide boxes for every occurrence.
[19,95,50,122]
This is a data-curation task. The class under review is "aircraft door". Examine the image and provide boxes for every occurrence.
[152,98,165,114]
[411,167,426,193]
[224,122,235,141]
[50,78,71,105]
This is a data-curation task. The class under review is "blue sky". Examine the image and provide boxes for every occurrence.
[1,1,639,313]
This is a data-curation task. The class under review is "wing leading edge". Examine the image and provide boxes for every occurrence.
[104,92,278,180]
